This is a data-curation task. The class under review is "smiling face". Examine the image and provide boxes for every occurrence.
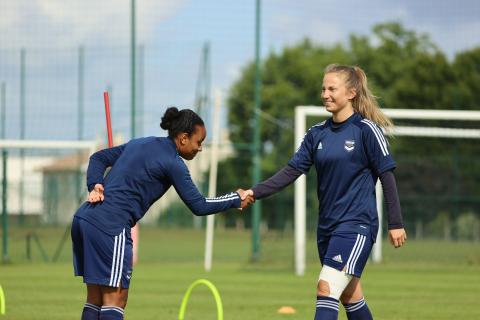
[321,72,356,121]
[176,125,206,160]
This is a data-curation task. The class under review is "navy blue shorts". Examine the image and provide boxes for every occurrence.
[71,217,133,288]
[317,231,374,278]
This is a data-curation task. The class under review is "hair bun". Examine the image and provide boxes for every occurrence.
[160,107,181,130]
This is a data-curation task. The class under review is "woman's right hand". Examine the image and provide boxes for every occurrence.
[236,189,255,210]
[87,183,105,203]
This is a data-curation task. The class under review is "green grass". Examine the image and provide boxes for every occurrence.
[1,226,480,319]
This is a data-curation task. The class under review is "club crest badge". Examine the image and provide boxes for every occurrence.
[344,140,355,152]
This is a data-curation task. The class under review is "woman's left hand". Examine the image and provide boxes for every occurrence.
[87,183,105,203]
[388,228,407,248]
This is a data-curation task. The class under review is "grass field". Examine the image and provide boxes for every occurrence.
[1,226,480,319]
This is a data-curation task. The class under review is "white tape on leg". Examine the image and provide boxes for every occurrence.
[318,265,352,300]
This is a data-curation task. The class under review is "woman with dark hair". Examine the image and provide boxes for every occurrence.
[72,107,253,320]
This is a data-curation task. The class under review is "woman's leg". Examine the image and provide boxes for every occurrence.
[81,284,102,320]
[87,284,103,305]
[75,221,133,320]
[340,277,363,303]
[315,266,352,320]
[314,231,373,320]
[340,278,373,320]
[99,285,129,320]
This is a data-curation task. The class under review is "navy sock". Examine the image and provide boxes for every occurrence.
[81,303,100,320]
[99,306,124,320]
[314,296,339,320]
[343,298,373,320]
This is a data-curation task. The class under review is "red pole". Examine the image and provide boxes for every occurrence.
[104,92,113,148]
[103,91,139,265]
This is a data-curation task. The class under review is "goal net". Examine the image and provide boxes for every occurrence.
[293,107,480,276]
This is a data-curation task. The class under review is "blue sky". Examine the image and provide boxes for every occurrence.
[0,0,479,141]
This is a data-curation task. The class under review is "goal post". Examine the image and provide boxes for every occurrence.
[294,106,480,276]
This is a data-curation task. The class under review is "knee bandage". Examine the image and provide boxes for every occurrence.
[318,265,353,299]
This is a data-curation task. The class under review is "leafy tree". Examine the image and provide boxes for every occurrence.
[218,22,480,238]
[452,48,480,109]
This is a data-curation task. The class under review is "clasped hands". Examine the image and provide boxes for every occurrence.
[236,189,255,210]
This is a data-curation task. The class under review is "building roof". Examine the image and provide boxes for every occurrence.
[40,150,91,173]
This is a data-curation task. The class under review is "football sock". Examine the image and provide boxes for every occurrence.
[99,306,124,320]
[314,296,339,320]
[343,298,373,320]
[81,303,100,320]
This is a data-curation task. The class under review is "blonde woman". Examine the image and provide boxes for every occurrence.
[245,64,406,320]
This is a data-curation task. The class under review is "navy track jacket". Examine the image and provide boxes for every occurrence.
[74,137,241,235]
[288,113,396,239]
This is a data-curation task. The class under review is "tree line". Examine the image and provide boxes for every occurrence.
[215,22,480,240]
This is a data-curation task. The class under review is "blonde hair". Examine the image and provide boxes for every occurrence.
[324,64,393,131]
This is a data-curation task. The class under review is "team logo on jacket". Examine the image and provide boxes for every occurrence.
[344,140,355,152]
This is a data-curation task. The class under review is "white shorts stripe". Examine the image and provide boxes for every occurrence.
[112,234,120,286]
[345,234,366,275]
[347,235,366,274]
[109,229,125,287]
[116,229,126,287]
[109,235,118,286]
[349,236,363,274]
[361,120,388,156]
[113,230,124,287]
[345,234,361,274]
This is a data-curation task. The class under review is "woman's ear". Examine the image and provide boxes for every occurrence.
[348,88,357,101]
[179,133,188,145]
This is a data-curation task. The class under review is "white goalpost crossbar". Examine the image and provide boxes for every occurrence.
[294,106,480,276]
[0,139,97,153]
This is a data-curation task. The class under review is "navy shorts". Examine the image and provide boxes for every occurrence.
[71,217,133,288]
[317,231,374,278]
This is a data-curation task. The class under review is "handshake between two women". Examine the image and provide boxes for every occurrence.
[236,189,255,210]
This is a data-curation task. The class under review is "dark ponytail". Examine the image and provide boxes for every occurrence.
[160,107,204,138]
